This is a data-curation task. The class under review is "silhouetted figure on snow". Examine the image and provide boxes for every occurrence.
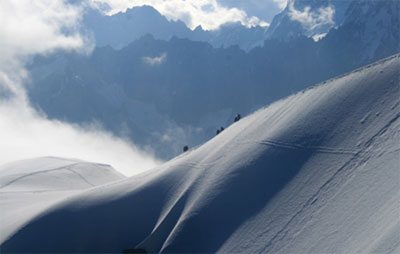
[216,126,224,136]
[183,145,189,152]
[234,114,241,122]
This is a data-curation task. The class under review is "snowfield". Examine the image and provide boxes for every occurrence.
[0,157,125,244]
[1,54,399,253]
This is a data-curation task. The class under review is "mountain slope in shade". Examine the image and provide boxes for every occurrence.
[2,55,399,253]
[332,0,400,61]
[0,157,125,244]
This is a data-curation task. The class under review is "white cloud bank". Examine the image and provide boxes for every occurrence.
[0,0,160,176]
[90,0,269,30]
[143,52,167,66]
[288,2,335,31]
[0,0,87,96]
[0,99,160,176]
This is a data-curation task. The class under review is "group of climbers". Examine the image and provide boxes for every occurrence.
[216,113,241,136]
[234,113,241,122]
[183,113,242,153]
[216,126,225,135]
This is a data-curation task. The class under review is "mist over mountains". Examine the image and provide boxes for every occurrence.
[28,0,399,159]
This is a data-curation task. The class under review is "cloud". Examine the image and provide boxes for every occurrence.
[0,99,160,176]
[89,0,269,30]
[272,0,288,10]
[143,52,167,66]
[0,0,161,176]
[218,0,285,22]
[312,32,328,42]
[288,2,335,31]
[0,0,88,96]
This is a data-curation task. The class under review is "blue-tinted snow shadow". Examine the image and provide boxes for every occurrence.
[0,176,178,253]
[0,146,315,253]
[161,145,316,253]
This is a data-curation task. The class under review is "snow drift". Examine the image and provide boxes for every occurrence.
[0,157,125,244]
[1,54,399,253]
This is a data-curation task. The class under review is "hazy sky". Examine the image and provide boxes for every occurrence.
[90,0,288,30]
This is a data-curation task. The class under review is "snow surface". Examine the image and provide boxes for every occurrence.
[0,157,125,244]
[1,54,399,253]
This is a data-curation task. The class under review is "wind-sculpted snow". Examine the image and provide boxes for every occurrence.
[1,55,399,253]
[0,157,125,244]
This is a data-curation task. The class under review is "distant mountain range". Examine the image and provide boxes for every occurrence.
[84,0,398,52]
[83,5,267,51]
[83,5,192,49]
[28,0,399,159]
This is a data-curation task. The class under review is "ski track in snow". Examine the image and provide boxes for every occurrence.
[67,167,96,187]
[0,163,79,190]
[0,162,106,191]
[260,141,374,252]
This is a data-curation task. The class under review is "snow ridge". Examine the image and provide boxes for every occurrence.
[1,54,399,253]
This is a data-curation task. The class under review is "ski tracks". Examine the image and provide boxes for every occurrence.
[0,163,96,191]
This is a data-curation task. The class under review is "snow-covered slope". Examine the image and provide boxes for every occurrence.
[0,157,125,244]
[2,55,400,253]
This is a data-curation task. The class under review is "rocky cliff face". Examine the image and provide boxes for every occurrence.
[266,0,350,40]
